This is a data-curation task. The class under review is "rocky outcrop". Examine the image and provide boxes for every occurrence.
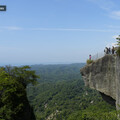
[22,97,36,120]
[80,55,120,110]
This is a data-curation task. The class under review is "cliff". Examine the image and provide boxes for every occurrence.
[20,95,36,120]
[0,87,36,120]
[80,55,120,110]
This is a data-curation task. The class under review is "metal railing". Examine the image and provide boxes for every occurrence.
[91,51,105,61]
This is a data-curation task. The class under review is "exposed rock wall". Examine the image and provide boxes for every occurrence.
[80,55,120,109]
[22,97,36,120]
[116,56,120,110]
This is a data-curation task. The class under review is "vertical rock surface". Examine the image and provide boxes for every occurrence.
[80,55,120,110]
[116,56,120,110]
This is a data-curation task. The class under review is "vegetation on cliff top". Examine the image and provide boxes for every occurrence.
[116,35,120,56]
[86,59,93,65]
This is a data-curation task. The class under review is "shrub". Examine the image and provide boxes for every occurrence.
[86,59,93,65]
[116,35,120,56]
[116,47,120,56]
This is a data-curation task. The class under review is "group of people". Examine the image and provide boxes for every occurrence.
[104,46,115,55]
[88,46,116,61]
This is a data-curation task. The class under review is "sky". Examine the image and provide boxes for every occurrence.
[0,0,120,66]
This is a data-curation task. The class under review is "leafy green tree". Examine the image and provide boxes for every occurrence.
[0,66,39,120]
[116,35,120,56]
[3,65,39,88]
[116,35,120,45]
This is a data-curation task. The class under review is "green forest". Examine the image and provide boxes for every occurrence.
[27,63,118,120]
[0,63,119,120]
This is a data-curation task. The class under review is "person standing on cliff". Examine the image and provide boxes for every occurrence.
[112,46,115,54]
[104,47,108,54]
[108,47,111,54]
[89,54,91,60]
[104,48,106,54]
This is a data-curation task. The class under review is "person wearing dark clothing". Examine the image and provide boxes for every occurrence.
[106,47,109,54]
[112,46,115,54]
[104,47,107,54]
[108,47,111,54]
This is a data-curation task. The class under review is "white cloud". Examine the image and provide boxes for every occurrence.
[106,43,117,47]
[1,26,120,33]
[88,0,120,20]
[112,35,119,39]
[0,46,18,50]
[30,28,120,32]
[108,25,120,29]
[88,0,115,11]
[110,11,120,20]
[0,26,23,31]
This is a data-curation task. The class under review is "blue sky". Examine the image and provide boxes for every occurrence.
[0,0,120,65]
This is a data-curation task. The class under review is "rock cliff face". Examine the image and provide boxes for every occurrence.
[22,97,36,120]
[80,55,120,110]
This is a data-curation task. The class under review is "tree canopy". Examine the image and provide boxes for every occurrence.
[0,65,39,120]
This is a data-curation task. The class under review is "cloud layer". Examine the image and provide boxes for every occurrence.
[88,0,120,20]
[1,26,120,33]
[0,26,23,31]
[110,11,120,20]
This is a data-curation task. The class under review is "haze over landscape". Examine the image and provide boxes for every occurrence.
[1,1,120,120]
[1,0,120,65]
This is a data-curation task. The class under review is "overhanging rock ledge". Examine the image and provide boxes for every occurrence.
[80,55,120,110]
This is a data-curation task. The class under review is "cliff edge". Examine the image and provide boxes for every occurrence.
[80,55,120,110]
